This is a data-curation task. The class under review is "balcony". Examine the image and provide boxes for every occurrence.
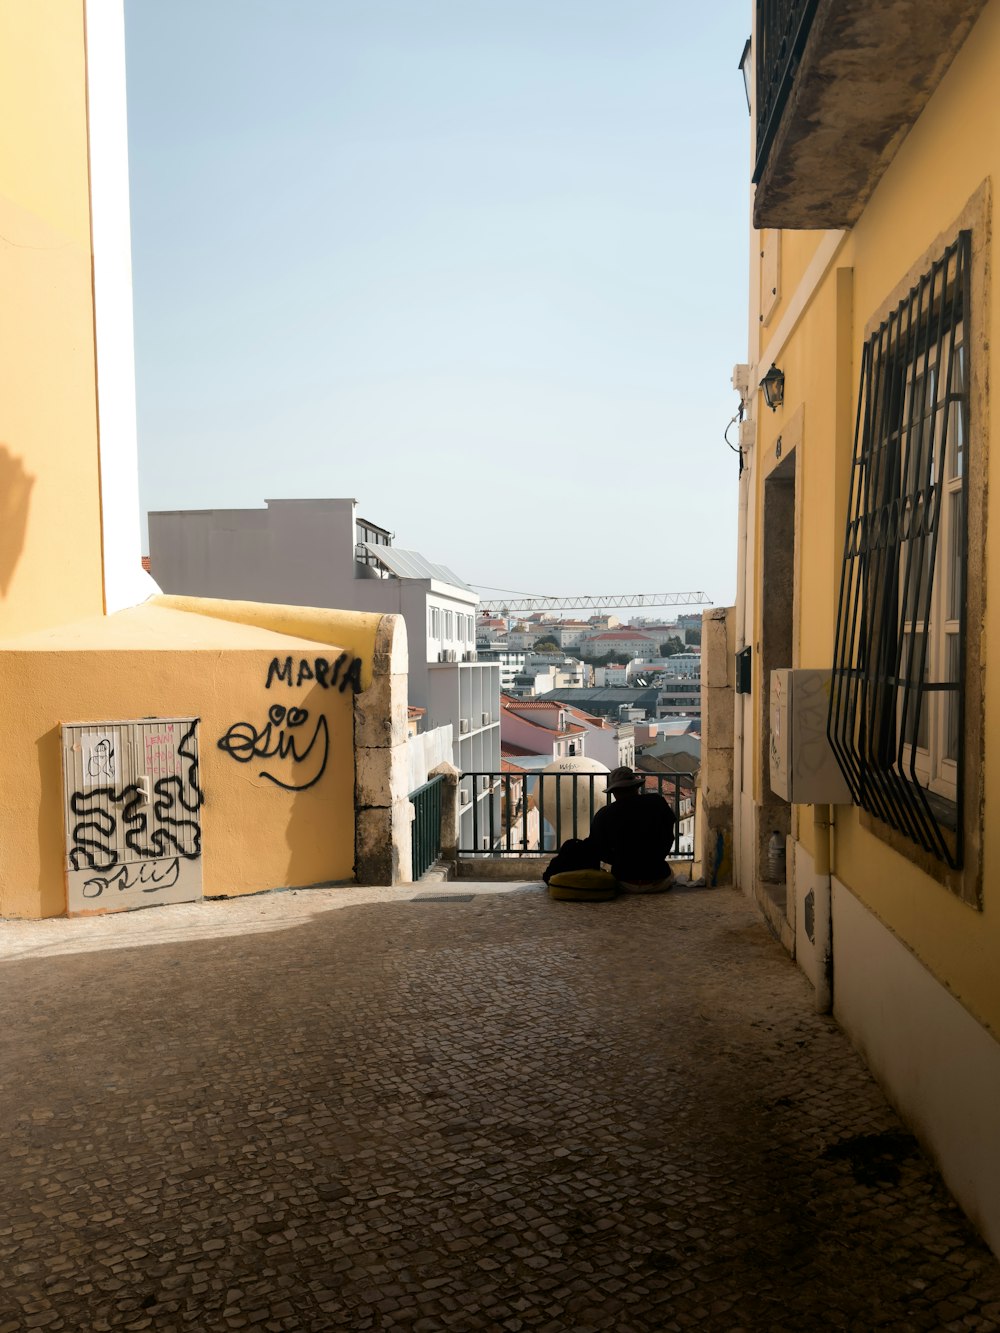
[410,767,698,875]
[753,0,989,230]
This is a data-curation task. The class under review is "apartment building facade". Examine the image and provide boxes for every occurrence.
[735,0,1000,1255]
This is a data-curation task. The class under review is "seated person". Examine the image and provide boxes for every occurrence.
[587,766,676,891]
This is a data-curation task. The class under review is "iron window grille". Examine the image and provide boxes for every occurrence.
[829,233,970,868]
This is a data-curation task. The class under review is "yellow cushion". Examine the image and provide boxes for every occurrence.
[547,869,619,901]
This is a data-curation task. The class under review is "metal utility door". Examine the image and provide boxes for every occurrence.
[61,718,203,914]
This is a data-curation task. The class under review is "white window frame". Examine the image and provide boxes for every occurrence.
[898,330,964,804]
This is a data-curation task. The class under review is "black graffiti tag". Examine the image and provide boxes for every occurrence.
[82,857,181,899]
[265,654,363,694]
[216,705,329,792]
[68,720,204,873]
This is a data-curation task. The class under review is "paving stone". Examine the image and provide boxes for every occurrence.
[0,881,998,1330]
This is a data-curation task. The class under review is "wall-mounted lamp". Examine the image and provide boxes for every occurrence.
[761,364,785,411]
[738,37,752,114]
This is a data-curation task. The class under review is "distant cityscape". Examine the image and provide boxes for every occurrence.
[146,497,705,856]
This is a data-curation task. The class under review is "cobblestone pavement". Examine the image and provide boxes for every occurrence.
[1,880,999,1333]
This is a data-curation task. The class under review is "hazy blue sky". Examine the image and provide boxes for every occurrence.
[125,1,750,611]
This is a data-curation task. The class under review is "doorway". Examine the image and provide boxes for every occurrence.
[757,448,796,937]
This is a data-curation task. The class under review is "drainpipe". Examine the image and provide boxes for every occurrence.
[812,804,833,1013]
[733,413,752,891]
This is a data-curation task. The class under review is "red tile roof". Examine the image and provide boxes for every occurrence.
[587,630,657,641]
[141,555,151,572]
[563,704,608,728]
[503,699,561,712]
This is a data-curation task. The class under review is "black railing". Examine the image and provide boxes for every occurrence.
[410,774,445,879]
[457,771,696,861]
[753,0,820,183]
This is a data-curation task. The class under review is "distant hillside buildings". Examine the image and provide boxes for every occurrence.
[477,608,703,730]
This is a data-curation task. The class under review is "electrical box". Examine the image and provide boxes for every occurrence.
[769,670,852,805]
[735,646,752,695]
[61,718,203,915]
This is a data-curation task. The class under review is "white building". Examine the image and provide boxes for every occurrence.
[562,705,635,770]
[594,664,630,686]
[476,647,526,694]
[579,629,660,660]
[553,620,590,649]
[661,652,701,679]
[523,652,590,688]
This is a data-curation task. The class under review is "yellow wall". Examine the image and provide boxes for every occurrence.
[757,228,828,346]
[0,602,385,918]
[0,0,105,638]
[152,595,382,692]
[752,0,1000,1035]
[828,0,1000,1036]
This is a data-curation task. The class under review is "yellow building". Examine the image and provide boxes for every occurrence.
[0,1,410,919]
[735,0,1000,1257]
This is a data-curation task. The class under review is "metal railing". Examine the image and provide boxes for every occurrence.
[753,0,820,183]
[457,771,696,861]
[410,774,445,879]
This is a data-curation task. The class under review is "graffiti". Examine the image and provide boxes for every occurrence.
[68,720,204,873]
[82,857,181,899]
[144,725,179,780]
[217,705,329,791]
[265,654,363,695]
[85,737,116,783]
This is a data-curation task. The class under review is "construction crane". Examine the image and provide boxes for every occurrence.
[483,592,712,616]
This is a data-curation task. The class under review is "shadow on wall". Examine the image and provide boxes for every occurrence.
[35,725,65,919]
[0,445,34,596]
[281,695,351,891]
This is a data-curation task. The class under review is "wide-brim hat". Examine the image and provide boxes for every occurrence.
[606,766,644,792]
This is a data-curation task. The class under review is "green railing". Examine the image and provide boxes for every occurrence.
[410,774,446,879]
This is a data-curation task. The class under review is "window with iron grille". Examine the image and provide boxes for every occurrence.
[829,233,970,868]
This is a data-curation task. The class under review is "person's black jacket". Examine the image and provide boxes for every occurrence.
[587,793,676,882]
[541,837,600,884]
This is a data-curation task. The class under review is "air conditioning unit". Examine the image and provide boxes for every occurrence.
[480,776,490,792]
[445,648,458,662]
[460,719,470,734]
[481,712,490,726]
[460,790,471,806]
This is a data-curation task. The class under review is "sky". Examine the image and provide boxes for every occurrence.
[124,0,750,613]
